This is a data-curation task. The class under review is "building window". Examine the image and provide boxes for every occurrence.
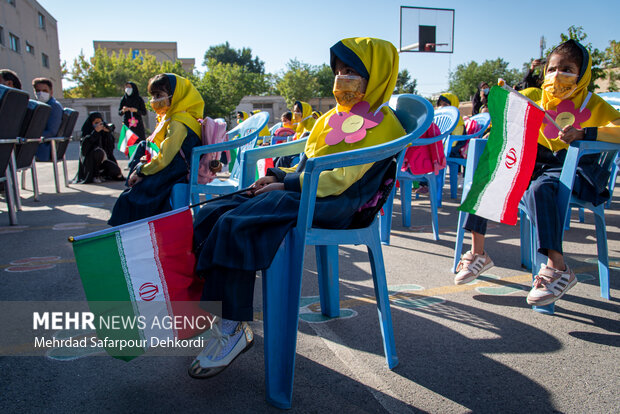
[26,42,34,54]
[38,13,46,30]
[7,0,16,7]
[9,33,20,53]
[41,53,49,68]
[0,26,4,46]
[86,105,111,123]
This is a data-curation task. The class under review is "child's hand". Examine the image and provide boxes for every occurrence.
[254,183,285,195]
[127,172,142,187]
[558,125,585,144]
[249,176,277,195]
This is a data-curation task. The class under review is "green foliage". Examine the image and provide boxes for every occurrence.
[275,59,319,107]
[64,48,192,99]
[203,41,265,74]
[448,58,520,101]
[196,62,269,118]
[314,64,335,98]
[546,25,605,92]
[394,69,418,94]
[603,40,620,92]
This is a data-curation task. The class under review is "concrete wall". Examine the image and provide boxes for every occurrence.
[57,96,157,139]
[0,0,62,98]
[93,40,196,73]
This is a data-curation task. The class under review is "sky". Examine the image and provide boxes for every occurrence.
[38,0,619,96]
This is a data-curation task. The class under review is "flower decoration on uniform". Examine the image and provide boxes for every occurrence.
[325,101,384,146]
[542,100,591,139]
[128,116,139,128]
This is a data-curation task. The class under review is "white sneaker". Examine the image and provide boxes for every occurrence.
[526,264,577,306]
[188,321,254,379]
[455,250,494,285]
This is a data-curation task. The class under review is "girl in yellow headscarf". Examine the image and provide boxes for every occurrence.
[109,73,204,226]
[456,39,620,308]
[292,100,315,138]
[189,37,405,378]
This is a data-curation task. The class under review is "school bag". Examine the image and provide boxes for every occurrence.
[457,118,480,159]
[197,117,228,184]
[401,122,445,175]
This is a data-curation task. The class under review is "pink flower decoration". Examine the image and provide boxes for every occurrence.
[325,101,384,146]
[128,116,139,128]
[542,99,591,139]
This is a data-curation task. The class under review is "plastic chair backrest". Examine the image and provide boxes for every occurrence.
[461,113,490,138]
[19,100,51,138]
[227,112,269,181]
[63,108,79,138]
[295,94,433,233]
[433,106,460,134]
[54,111,69,137]
[599,92,620,111]
[0,85,29,140]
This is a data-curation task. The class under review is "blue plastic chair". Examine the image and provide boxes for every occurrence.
[520,140,620,314]
[170,112,269,208]
[599,93,620,209]
[381,106,459,244]
[240,94,433,409]
[451,138,488,273]
[441,113,491,200]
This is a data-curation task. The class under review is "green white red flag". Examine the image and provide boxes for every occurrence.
[71,208,208,360]
[459,86,545,225]
[117,125,140,156]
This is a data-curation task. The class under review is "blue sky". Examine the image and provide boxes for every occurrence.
[39,0,619,95]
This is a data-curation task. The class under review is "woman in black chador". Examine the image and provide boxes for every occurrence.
[74,112,124,184]
[119,81,147,141]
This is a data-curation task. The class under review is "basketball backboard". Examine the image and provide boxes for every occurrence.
[400,6,455,53]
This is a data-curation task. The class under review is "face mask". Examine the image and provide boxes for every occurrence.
[333,75,365,110]
[150,95,171,113]
[36,91,50,102]
[292,112,302,123]
[542,71,578,100]
[482,88,490,95]
[125,87,133,96]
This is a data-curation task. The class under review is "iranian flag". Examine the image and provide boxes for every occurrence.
[117,125,140,156]
[71,208,209,360]
[459,86,545,225]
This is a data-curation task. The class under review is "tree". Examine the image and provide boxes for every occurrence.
[275,59,319,107]
[603,40,620,92]
[448,59,521,102]
[394,69,418,94]
[64,48,192,98]
[196,62,269,118]
[203,41,265,74]
[546,25,605,92]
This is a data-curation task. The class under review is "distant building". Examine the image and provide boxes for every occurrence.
[235,96,337,126]
[93,41,195,73]
[0,0,62,97]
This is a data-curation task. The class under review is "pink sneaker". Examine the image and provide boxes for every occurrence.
[526,264,577,306]
[415,186,429,195]
[454,250,494,285]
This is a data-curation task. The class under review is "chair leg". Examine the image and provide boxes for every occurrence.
[21,170,26,190]
[9,153,22,211]
[449,164,458,199]
[62,155,69,187]
[578,207,585,223]
[531,235,555,315]
[262,231,305,409]
[452,211,467,273]
[380,184,397,245]
[367,223,398,369]
[31,162,39,201]
[427,174,440,241]
[400,179,412,227]
[564,207,571,231]
[50,141,61,193]
[435,172,444,208]
[593,207,610,299]
[3,166,18,225]
[520,210,532,271]
[316,245,340,317]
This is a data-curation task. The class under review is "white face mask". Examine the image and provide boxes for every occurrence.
[482,88,490,95]
[125,87,133,96]
[36,91,50,102]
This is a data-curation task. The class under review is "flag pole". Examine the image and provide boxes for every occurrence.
[497,79,562,131]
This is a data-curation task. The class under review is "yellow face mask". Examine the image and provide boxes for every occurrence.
[150,95,171,115]
[333,75,366,110]
[542,71,578,101]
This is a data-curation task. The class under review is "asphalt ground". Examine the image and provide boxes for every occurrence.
[0,142,618,413]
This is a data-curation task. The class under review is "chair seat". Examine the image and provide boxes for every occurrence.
[202,178,239,194]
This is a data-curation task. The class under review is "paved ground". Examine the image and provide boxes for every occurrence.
[0,142,618,413]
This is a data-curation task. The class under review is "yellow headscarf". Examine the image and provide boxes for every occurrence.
[303,37,405,158]
[439,92,464,135]
[539,40,620,151]
[294,101,315,137]
[520,87,542,103]
[252,110,271,137]
[149,74,203,148]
